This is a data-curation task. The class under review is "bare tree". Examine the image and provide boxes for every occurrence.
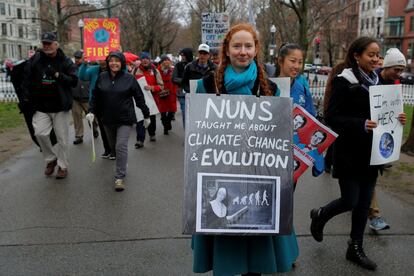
[117,0,181,56]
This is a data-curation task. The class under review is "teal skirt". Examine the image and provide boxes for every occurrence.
[191,230,298,276]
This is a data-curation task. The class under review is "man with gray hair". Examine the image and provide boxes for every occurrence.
[21,32,78,179]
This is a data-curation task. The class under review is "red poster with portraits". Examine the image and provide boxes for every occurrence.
[293,104,338,154]
[83,18,120,61]
[293,145,314,183]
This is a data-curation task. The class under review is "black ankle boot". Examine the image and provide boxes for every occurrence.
[310,208,325,242]
[346,239,377,270]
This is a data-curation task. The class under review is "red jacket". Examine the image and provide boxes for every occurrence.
[157,65,177,113]
[134,64,164,109]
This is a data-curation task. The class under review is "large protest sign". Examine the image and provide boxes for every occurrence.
[183,94,293,235]
[201,12,230,48]
[83,18,120,61]
[369,84,404,165]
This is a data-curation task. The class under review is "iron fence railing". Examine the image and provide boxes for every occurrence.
[1,76,414,106]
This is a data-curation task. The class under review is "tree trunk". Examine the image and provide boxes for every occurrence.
[401,110,414,153]
[298,1,309,62]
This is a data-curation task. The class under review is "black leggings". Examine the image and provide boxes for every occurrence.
[320,177,376,241]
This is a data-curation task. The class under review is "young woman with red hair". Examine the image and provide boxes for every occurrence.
[193,23,298,276]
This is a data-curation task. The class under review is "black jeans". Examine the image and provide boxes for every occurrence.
[135,115,157,141]
[320,177,376,241]
[96,115,111,154]
[161,112,173,130]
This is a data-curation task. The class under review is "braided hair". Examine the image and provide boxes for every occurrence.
[215,23,272,96]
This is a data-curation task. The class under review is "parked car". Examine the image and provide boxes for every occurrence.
[400,72,414,85]
[317,66,332,75]
[304,63,313,72]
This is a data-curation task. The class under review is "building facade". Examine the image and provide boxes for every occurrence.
[0,0,41,60]
[358,0,389,40]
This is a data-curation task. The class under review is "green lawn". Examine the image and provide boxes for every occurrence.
[0,103,24,133]
[405,105,413,140]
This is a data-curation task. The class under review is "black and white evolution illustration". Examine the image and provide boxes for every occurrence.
[196,173,280,234]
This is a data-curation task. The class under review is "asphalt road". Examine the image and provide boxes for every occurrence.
[0,113,413,275]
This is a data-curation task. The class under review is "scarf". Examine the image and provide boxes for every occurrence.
[224,61,257,95]
[358,67,378,91]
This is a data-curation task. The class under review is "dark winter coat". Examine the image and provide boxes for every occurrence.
[72,64,90,102]
[21,48,78,112]
[181,59,217,93]
[326,73,381,180]
[89,51,149,126]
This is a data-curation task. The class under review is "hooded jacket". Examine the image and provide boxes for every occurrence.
[89,51,149,126]
[172,48,193,96]
[181,59,217,93]
[21,48,78,112]
[326,68,380,180]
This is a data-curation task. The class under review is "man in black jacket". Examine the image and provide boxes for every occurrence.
[172,47,193,127]
[21,32,78,179]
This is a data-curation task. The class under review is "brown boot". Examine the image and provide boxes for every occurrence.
[44,160,57,176]
[56,167,68,179]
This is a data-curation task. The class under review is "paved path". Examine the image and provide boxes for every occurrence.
[0,113,413,275]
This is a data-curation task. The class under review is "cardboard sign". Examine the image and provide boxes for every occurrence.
[83,18,120,61]
[201,12,230,48]
[183,94,294,235]
[369,84,404,165]
[270,77,290,98]
[135,77,159,121]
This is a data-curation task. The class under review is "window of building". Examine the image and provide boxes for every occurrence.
[373,0,376,8]
[18,26,23,38]
[1,23,6,36]
[379,0,381,6]
[372,17,375,28]
[17,8,22,19]
[9,24,12,36]
[31,0,36,7]
[362,2,365,11]
[0,3,5,15]
[368,1,371,10]
[411,16,414,32]
[361,19,364,30]
[8,4,10,15]
[366,18,369,29]
[2,44,6,55]
[24,10,26,19]
[32,12,36,23]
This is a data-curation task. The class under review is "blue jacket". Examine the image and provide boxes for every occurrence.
[78,63,101,99]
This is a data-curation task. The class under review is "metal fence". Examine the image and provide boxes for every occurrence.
[1,76,414,105]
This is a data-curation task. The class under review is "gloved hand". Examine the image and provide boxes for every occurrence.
[86,113,95,123]
[144,118,151,128]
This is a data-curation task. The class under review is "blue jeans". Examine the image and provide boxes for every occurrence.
[178,96,185,128]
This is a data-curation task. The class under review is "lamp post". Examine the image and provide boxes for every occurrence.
[375,6,384,39]
[78,19,84,50]
[270,24,276,64]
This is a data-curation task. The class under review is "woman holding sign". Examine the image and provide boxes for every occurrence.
[309,37,406,270]
[276,43,325,177]
[193,23,298,276]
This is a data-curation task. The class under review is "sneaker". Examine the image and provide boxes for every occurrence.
[135,141,144,149]
[369,217,390,231]
[44,159,57,176]
[114,179,125,192]
[109,154,116,160]
[150,136,156,142]
[56,167,68,179]
[73,137,83,145]
[101,151,111,159]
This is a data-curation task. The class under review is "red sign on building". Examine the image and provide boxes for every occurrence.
[83,18,120,61]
